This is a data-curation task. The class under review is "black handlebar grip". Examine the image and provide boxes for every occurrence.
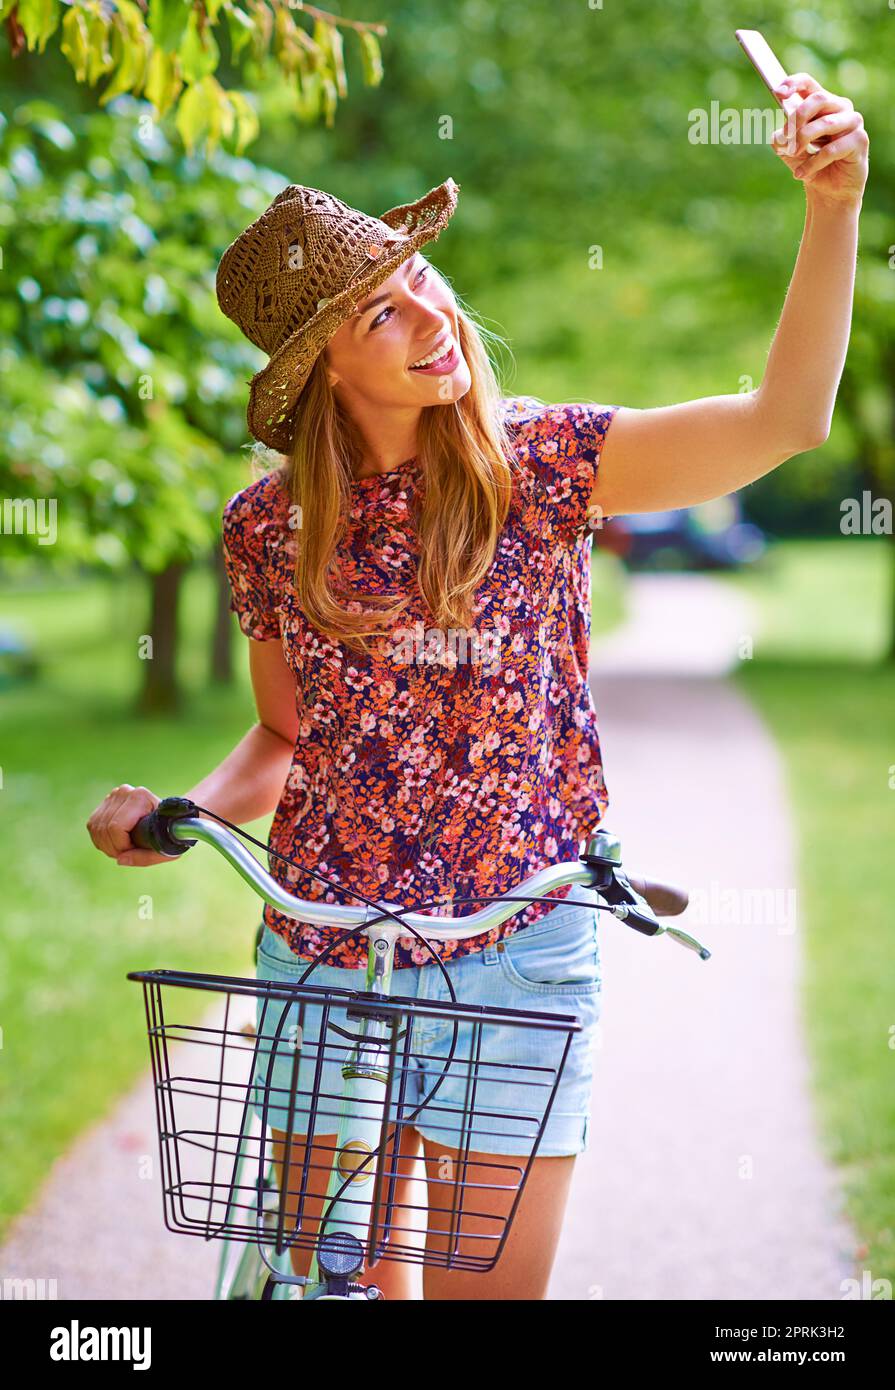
[129,796,199,857]
[130,814,159,852]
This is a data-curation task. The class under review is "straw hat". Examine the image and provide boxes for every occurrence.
[215,176,460,454]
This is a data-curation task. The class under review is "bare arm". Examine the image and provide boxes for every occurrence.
[590,73,867,518]
[89,636,298,867]
[184,638,298,825]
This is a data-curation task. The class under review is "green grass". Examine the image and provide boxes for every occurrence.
[725,539,890,665]
[0,570,271,1238]
[724,539,895,1285]
[590,548,628,638]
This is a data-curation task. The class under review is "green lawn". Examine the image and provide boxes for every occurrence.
[591,547,627,638]
[724,539,895,1285]
[0,569,271,1238]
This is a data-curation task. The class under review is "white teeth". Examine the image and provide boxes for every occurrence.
[410,339,452,369]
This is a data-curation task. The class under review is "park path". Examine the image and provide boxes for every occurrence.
[548,574,858,1299]
[1,575,858,1300]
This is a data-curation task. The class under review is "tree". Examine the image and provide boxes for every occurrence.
[0,97,293,709]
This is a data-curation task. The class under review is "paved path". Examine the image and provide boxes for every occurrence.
[1,576,858,1299]
[548,575,857,1299]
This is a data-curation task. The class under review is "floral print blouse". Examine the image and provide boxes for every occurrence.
[222,395,619,967]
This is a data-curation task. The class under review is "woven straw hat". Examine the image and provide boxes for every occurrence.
[215,176,460,454]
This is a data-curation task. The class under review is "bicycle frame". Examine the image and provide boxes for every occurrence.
[264,919,406,1300]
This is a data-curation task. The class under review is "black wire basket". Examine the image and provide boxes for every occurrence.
[129,968,582,1274]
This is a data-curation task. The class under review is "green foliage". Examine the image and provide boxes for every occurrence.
[0,97,296,575]
[244,0,892,540]
[3,0,387,153]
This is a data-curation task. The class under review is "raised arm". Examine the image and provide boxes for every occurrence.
[590,72,868,519]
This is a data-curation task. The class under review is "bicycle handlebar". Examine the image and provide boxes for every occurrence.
[130,798,710,957]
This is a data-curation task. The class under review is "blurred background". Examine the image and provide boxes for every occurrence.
[0,0,892,1300]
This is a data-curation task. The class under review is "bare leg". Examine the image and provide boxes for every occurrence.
[270,1124,423,1299]
[421,1140,577,1300]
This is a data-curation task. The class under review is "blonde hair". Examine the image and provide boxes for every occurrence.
[282,299,517,656]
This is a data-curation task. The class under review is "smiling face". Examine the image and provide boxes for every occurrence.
[323,251,472,411]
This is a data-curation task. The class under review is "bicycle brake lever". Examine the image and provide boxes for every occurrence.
[603,874,663,937]
[664,927,712,961]
[605,881,712,959]
[581,830,711,959]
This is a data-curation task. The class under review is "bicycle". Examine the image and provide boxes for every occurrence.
[127,796,710,1301]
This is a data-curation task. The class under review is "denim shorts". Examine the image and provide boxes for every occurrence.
[250,885,602,1158]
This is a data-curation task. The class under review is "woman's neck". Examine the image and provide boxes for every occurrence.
[341,397,421,480]
[353,454,416,479]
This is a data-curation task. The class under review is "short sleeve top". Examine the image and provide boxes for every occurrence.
[222,395,619,966]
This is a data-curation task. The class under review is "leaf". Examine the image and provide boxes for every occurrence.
[84,10,116,86]
[295,65,322,124]
[226,89,260,155]
[148,0,190,55]
[99,8,149,107]
[246,0,273,64]
[327,22,347,99]
[321,74,337,129]
[179,6,220,83]
[175,80,213,155]
[98,21,126,104]
[359,30,383,88]
[225,4,253,59]
[17,0,59,53]
[204,75,235,154]
[273,3,301,75]
[145,45,182,120]
[60,5,90,82]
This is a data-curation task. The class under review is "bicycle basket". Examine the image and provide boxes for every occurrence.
[128,968,582,1274]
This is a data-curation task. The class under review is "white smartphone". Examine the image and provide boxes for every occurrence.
[735,28,824,154]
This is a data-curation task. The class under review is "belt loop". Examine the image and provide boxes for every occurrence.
[482,943,499,966]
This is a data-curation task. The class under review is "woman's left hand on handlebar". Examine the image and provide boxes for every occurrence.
[85,782,174,868]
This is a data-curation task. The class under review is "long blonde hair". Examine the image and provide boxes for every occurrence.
[283,299,517,655]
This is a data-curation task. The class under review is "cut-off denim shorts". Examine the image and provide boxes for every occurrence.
[251,884,602,1158]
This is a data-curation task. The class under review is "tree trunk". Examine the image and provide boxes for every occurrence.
[138,561,187,715]
[210,543,234,685]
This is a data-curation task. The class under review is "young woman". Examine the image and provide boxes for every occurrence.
[87,72,867,1300]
